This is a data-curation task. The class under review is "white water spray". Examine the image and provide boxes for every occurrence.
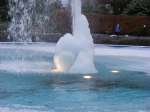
[8,0,36,42]
[8,0,58,42]
[53,0,97,74]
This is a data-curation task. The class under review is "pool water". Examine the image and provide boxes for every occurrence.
[0,43,150,112]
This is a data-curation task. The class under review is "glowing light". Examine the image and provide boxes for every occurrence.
[83,75,92,79]
[51,64,64,73]
[51,56,64,73]
[111,70,120,73]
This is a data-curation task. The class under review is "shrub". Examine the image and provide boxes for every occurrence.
[124,0,150,16]
[111,0,130,15]
[83,4,112,14]
[0,0,9,22]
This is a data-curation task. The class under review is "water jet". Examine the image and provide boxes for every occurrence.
[53,0,97,74]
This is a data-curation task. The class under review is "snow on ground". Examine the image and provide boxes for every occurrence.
[0,43,150,58]
[95,44,150,58]
[0,43,150,74]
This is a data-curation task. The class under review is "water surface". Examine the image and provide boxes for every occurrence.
[0,43,150,112]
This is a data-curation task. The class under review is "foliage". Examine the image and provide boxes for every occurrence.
[83,4,113,14]
[124,0,150,16]
[111,0,130,15]
[0,0,9,22]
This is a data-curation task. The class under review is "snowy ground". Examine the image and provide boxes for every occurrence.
[0,42,150,57]
[0,42,150,74]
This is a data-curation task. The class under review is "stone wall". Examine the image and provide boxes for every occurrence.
[53,11,150,36]
[87,14,150,35]
[1,10,150,42]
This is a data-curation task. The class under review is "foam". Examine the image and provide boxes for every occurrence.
[0,105,49,112]
[1,43,150,58]
[0,43,55,53]
[0,105,148,112]
[0,61,51,74]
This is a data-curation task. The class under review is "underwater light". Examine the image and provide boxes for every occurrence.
[111,70,120,73]
[51,56,64,73]
[83,75,92,79]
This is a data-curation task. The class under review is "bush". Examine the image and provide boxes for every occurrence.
[111,0,130,15]
[0,0,9,22]
[124,0,150,16]
[83,4,112,14]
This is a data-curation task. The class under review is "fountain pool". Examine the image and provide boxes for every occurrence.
[0,43,150,112]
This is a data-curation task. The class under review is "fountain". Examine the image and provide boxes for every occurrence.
[53,0,97,74]
[8,0,36,42]
[8,0,97,73]
[1,1,150,111]
[8,0,59,42]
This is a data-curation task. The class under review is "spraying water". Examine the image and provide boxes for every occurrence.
[8,0,35,42]
[53,0,97,74]
[8,0,97,73]
[8,0,58,42]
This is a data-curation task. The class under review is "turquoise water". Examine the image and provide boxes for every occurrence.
[0,43,150,112]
